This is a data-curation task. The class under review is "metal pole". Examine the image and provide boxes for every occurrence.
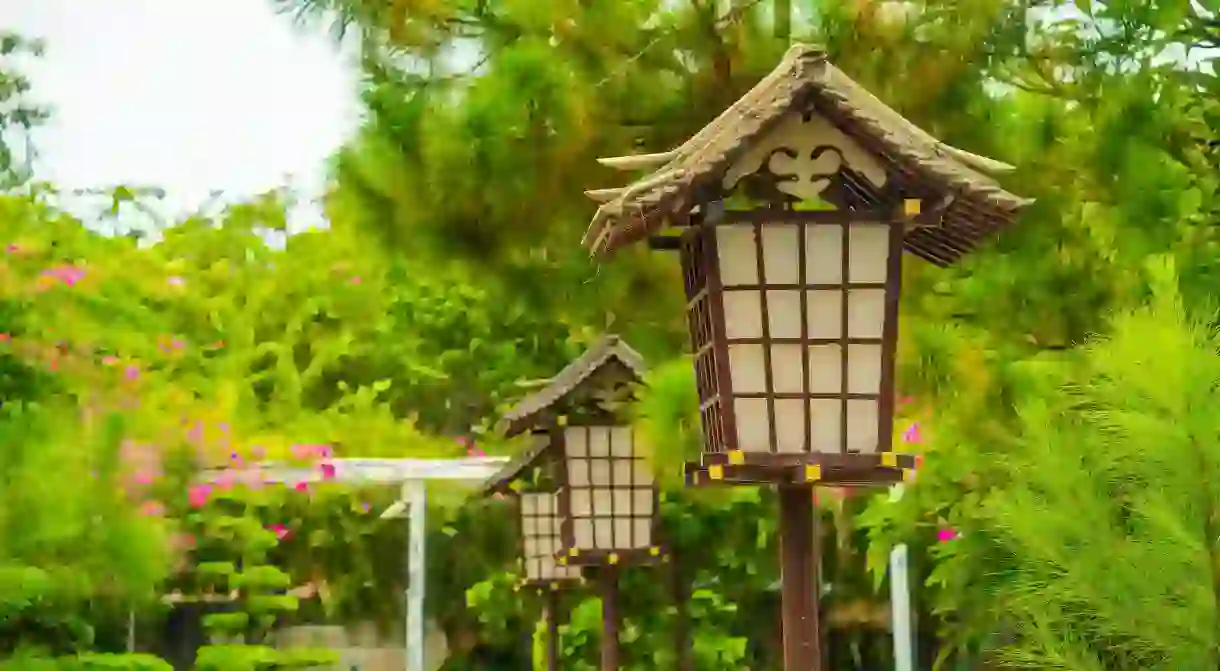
[406,480,427,671]
[778,485,822,670]
[888,484,914,671]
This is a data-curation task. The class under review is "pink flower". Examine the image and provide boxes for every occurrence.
[267,524,291,540]
[138,500,166,517]
[133,471,156,486]
[124,365,140,381]
[294,482,309,493]
[319,462,336,480]
[902,422,922,445]
[899,396,914,406]
[101,355,118,366]
[43,265,86,287]
[937,527,959,543]
[187,484,213,508]
[359,502,371,513]
[0,333,10,344]
[167,276,185,287]
[213,469,237,490]
[186,423,203,444]
[349,276,361,285]
[5,243,19,254]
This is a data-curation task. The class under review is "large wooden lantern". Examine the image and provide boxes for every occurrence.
[480,335,661,671]
[581,45,1031,671]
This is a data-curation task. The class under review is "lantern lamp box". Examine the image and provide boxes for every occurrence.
[583,45,1032,487]
[479,335,663,572]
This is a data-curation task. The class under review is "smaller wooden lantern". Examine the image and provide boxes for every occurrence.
[520,491,582,586]
[482,336,662,671]
[481,335,662,566]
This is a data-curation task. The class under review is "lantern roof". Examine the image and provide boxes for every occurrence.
[582,44,1034,264]
[497,335,646,438]
[480,336,646,495]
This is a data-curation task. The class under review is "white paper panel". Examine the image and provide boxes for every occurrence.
[594,518,613,549]
[527,558,543,580]
[728,344,768,394]
[589,459,611,485]
[848,223,891,284]
[565,427,588,456]
[571,489,591,516]
[734,397,771,452]
[770,344,805,394]
[722,290,763,339]
[588,427,610,456]
[567,457,589,487]
[609,426,633,456]
[549,517,563,534]
[522,517,537,536]
[807,345,842,394]
[632,460,654,487]
[520,493,539,514]
[846,344,883,394]
[524,537,540,557]
[574,519,594,548]
[806,290,842,339]
[633,518,652,548]
[592,488,613,514]
[761,224,801,284]
[846,399,879,453]
[805,225,842,284]
[613,489,632,514]
[774,398,806,453]
[633,488,654,515]
[613,518,633,548]
[846,289,886,339]
[767,290,803,339]
[716,224,759,286]
[810,399,842,453]
[612,460,632,487]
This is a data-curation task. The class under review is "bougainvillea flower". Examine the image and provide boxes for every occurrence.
[267,524,291,540]
[42,265,86,287]
[319,462,336,480]
[293,481,309,492]
[937,527,959,543]
[902,422,922,444]
[187,484,213,508]
[124,365,140,381]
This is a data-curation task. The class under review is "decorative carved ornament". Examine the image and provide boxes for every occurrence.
[722,111,888,201]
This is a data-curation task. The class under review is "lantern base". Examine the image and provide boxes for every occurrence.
[685,451,916,487]
[554,546,668,569]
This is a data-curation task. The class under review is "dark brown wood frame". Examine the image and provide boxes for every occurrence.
[552,423,666,569]
[677,205,916,486]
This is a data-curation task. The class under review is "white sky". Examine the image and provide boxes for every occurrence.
[3,0,361,232]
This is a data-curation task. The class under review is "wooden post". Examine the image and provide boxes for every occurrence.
[544,589,561,671]
[778,485,822,670]
[672,549,693,671]
[599,566,621,670]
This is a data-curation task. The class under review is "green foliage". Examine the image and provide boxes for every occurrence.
[0,652,172,671]
[193,644,337,671]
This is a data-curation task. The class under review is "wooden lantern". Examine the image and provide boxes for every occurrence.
[582,45,1032,487]
[481,335,662,670]
[580,45,1031,671]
